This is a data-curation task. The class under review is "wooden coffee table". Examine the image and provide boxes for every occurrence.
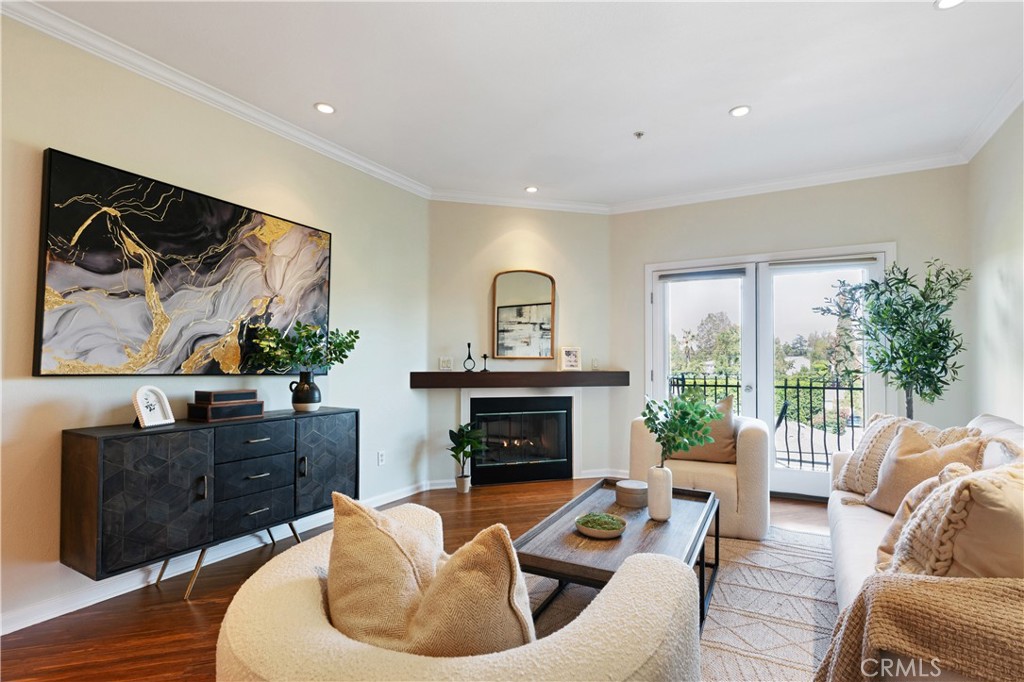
[513,478,719,628]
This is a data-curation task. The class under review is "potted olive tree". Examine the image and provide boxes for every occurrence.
[246,321,359,411]
[448,423,486,493]
[641,389,722,521]
[816,259,971,419]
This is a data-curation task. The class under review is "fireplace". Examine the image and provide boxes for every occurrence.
[469,396,572,484]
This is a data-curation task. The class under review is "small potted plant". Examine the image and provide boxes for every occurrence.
[448,422,486,493]
[640,389,722,521]
[246,321,359,411]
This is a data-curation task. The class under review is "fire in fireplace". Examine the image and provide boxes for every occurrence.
[469,396,572,484]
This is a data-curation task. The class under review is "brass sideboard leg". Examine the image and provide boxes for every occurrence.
[183,548,208,600]
[289,522,302,544]
[266,527,276,546]
[155,559,170,585]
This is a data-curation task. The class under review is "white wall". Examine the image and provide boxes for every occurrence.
[968,105,1024,423]
[607,166,977,466]
[425,202,616,482]
[1,19,430,631]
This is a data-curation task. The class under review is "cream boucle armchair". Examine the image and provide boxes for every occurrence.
[629,415,771,540]
[217,503,701,681]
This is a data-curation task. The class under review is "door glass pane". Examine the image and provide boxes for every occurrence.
[772,267,866,471]
[665,276,743,410]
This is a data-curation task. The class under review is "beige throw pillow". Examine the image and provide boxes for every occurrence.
[669,395,736,463]
[876,462,972,570]
[327,493,535,657]
[865,427,985,515]
[836,413,979,494]
[406,524,535,656]
[889,462,1024,578]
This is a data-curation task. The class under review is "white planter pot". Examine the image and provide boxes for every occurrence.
[455,476,471,494]
[647,465,673,522]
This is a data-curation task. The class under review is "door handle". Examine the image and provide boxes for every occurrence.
[298,456,308,477]
[743,385,754,393]
[198,475,209,500]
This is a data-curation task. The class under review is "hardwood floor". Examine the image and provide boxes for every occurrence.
[1,480,828,681]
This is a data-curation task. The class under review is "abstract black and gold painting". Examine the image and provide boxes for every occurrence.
[33,149,330,375]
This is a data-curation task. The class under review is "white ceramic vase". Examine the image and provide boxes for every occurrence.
[647,465,673,521]
[455,476,471,494]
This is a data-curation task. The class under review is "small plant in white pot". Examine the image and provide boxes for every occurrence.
[448,423,486,493]
[641,389,722,521]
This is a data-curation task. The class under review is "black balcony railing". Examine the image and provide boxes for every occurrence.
[668,372,864,471]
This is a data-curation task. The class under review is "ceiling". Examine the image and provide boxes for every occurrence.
[12,1,1024,214]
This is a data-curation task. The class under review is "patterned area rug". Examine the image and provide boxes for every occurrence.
[526,526,838,682]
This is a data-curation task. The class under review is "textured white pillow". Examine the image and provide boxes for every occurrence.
[875,462,972,571]
[888,462,1024,578]
[836,413,979,494]
[327,493,535,656]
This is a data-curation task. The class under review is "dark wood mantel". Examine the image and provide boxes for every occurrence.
[409,371,629,389]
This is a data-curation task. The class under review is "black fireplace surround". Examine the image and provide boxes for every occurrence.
[469,396,572,484]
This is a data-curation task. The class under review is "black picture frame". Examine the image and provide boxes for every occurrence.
[496,303,553,358]
[33,149,331,376]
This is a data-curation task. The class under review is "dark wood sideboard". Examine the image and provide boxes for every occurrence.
[60,407,358,591]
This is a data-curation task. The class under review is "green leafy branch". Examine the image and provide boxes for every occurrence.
[641,389,723,466]
[815,259,971,418]
[247,321,359,374]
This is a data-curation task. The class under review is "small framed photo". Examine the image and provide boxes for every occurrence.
[558,346,582,371]
[132,385,175,428]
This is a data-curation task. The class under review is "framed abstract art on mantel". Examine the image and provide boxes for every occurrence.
[33,149,331,376]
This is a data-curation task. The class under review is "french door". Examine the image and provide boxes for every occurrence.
[647,245,892,497]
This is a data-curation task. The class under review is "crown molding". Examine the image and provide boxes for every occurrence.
[4,1,1015,218]
[429,189,610,215]
[957,68,1023,161]
[608,151,968,215]
[1,1,432,199]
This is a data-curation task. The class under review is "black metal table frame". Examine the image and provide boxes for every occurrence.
[524,485,720,634]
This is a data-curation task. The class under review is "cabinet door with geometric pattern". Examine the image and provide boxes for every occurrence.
[295,411,358,515]
[100,429,214,575]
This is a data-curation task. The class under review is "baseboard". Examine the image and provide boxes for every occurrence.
[580,468,629,479]
[0,483,430,635]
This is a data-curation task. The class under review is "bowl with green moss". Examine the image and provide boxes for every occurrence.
[574,512,627,539]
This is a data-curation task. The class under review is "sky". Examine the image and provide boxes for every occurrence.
[668,267,865,344]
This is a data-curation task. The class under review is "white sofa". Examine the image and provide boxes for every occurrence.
[826,413,1023,680]
[217,503,702,681]
[629,415,771,540]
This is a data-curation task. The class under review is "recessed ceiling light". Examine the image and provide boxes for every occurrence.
[934,0,966,9]
[314,102,335,114]
[524,186,539,193]
[729,105,752,118]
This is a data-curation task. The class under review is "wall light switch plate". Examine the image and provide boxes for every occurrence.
[438,357,453,372]
[591,358,600,370]
[376,450,386,466]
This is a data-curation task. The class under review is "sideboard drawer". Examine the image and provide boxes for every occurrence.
[215,421,294,463]
[213,486,294,540]
[214,452,293,502]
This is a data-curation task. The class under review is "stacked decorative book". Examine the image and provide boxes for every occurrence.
[187,389,264,422]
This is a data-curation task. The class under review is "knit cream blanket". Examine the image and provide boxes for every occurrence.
[815,573,1024,682]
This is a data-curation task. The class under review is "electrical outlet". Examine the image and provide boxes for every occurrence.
[591,358,600,370]
[376,450,386,466]
[438,356,453,371]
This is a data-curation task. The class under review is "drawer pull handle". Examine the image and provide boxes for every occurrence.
[247,507,270,516]
[245,437,271,444]
[245,472,271,480]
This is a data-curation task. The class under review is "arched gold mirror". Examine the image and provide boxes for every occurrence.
[493,270,555,359]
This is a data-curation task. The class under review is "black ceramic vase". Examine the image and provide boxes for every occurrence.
[290,371,322,412]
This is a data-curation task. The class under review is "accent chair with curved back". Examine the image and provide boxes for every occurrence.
[628,413,771,540]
